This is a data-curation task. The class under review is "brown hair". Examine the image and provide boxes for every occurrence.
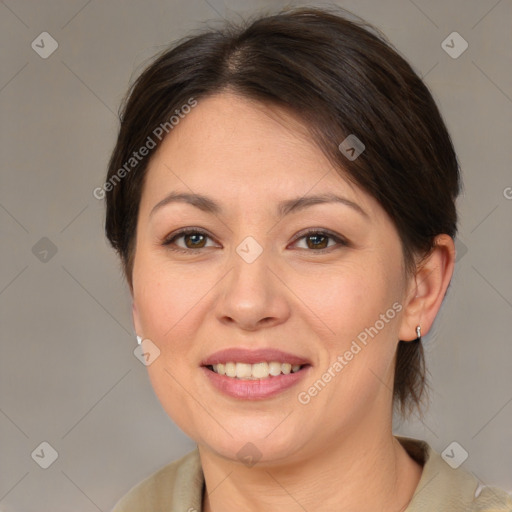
[104,6,460,417]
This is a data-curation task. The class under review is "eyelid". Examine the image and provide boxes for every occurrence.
[291,227,347,242]
[290,228,349,250]
[162,227,218,249]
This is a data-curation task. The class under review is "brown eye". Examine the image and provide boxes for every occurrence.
[293,229,348,252]
[304,233,329,249]
[182,233,207,249]
[163,228,216,253]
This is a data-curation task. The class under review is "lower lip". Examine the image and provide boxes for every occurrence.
[202,366,311,400]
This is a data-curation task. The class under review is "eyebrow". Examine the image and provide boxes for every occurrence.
[150,191,368,219]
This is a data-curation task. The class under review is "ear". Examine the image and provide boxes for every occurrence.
[399,234,456,342]
[132,300,143,338]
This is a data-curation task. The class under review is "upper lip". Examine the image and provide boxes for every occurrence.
[201,348,311,366]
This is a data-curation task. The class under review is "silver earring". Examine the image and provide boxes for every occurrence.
[414,325,421,343]
[136,335,142,345]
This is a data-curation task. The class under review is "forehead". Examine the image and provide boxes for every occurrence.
[156,93,324,174]
[140,92,377,217]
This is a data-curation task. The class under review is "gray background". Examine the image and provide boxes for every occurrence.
[0,0,511,510]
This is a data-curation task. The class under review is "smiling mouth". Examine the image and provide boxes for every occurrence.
[205,361,309,380]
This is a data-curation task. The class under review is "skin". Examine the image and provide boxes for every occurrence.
[131,91,456,512]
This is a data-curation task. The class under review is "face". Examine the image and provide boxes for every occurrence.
[132,92,412,465]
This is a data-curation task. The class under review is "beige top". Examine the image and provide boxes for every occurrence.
[111,436,511,511]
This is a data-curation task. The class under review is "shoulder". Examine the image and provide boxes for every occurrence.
[111,447,204,512]
[395,436,512,512]
[470,485,512,512]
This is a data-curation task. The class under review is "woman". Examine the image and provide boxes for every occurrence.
[105,6,511,512]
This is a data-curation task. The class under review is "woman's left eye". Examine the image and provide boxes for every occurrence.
[291,230,348,252]
[162,228,348,253]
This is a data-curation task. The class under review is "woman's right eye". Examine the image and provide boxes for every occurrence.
[163,228,217,253]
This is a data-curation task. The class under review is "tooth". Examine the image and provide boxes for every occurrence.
[252,362,270,379]
[225,362,236,377]
[236,362,252,379]
[268,361,282,376]
[215,361,304,378]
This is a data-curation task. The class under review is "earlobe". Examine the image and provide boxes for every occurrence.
[132,301,143,340]
[399,234,456,342]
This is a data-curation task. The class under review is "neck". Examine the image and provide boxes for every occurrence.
[199,426,423,512]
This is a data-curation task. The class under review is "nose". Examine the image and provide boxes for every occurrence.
[215,244,290,331]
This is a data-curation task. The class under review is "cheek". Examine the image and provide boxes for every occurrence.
[133,253,213,340]
[132,257,211,433]
[286,271,402,439]
[291,260,402,344]
[295,261,403,394]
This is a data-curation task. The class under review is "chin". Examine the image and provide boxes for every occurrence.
[195,424,309,467]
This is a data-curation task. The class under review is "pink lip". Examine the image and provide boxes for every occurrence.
[202,365,311,400]
[201,348,312,400]
[201,348,311,366]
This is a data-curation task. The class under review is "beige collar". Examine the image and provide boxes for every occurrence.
[170,436,508,512]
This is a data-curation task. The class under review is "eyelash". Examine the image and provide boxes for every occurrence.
[162,228,349,254]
